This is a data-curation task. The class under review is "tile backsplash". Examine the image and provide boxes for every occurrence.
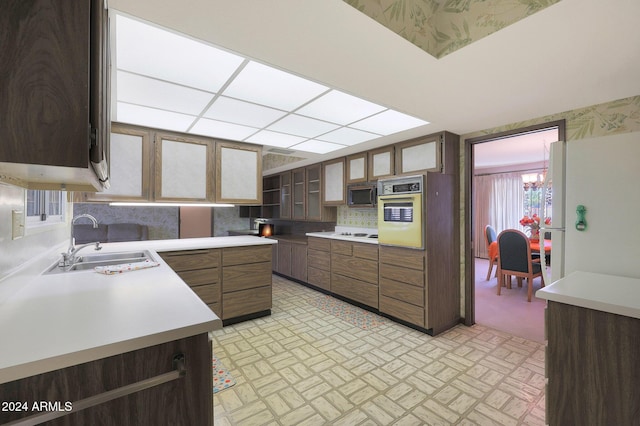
[336,205,378,229]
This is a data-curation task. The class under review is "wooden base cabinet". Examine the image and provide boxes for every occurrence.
[330,240,379,309]
[0,333,212,425]
[546,301,640,426]
[307,237,331,291]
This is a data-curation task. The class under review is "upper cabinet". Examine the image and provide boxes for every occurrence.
[368,146,395,181]
[306,164,322,221]
[76,124,151,202]
[346,153,368,184]
[0,0,110,191]
[280,171,292,219]
[155,132,215,202]
[216,142,262,204]
[323,158,346,205]
[395,131,459,176]
[292,168,306,220]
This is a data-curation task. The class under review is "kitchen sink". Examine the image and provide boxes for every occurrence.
[44,250,156,274]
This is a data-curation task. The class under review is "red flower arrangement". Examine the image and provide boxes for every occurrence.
[519,214,551,240]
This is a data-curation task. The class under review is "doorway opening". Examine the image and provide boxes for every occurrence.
[464,120,566,341]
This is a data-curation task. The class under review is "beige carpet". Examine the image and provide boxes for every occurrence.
[474,257,546,343]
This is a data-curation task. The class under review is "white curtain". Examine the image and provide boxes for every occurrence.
[474,172,524,258]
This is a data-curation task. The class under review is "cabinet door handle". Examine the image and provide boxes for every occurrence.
[5,354,186,426]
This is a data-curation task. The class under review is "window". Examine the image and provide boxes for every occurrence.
[26,190,66,227]
[522,173,552,219]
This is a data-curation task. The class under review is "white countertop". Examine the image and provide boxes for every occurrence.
[536,271,640,319]
[0,236,276,384]
[306,231,379,245]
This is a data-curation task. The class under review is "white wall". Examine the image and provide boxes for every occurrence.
[0,183,69,280]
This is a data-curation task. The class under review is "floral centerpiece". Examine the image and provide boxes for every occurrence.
[519,214,551,241]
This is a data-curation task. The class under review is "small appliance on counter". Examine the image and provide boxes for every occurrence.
[377,175,424,249]
[259,223,275,237]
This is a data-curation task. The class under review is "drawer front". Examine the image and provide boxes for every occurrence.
[331,273,378,309]
[160,249,220,271]
[307,266,330,291]
[353,243,378,261]
[190,283,220,304]
[223,262,272,293]
[308,237,331,252]
[380,263,424,288]
[380,277,424,307]
[223,245,272,266]
[308,249,330,271]
[380,295,425,327]
[331,240,353,256]
[177,268,219,287]
[379,246,424,271]
[223,285,272,319]
[331,254,378,284]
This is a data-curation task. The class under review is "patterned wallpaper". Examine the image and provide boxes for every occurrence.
[263,153,308,172]
[336,205,378,228]
[344,0,560,58]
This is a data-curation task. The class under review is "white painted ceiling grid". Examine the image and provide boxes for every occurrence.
[112,14,430,155]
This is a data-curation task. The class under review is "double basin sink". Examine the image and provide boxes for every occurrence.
[45,250,156,275]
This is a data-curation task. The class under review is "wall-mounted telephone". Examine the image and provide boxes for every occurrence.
[576,205,587,231]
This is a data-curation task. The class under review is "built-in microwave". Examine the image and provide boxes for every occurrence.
[347,182,377,208]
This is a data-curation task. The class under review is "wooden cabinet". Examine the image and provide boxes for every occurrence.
[292,168,306,220]
[307,237,331,291]
[546,301,640,426]
[216,141,262,204]
[395,131,459,176]
[306,164,322,220]
[221,245,272,322]
[155,132,215,202]
[331,240,379,309]
[379,246,426,327]
[347,153,368,183]
[261,174,281,219]
[0,0,109,192]
[159,249,221,316]
[274,238,307,282]
[323,158,346,205]
[0,333,212,425]
[77,124,152,202]
[368,146,395,181]
[280,171,292,219]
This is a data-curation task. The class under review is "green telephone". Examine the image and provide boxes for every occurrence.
[575,205,587,231]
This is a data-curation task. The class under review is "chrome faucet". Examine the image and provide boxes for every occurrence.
[59,214,102,267]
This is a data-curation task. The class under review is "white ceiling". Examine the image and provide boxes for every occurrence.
[474,128,559,170]
[107,0,640,173]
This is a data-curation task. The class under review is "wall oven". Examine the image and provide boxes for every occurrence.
[377,175,424,249]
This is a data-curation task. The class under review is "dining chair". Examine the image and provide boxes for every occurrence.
[496,229,545,302]
[484,225,498,280]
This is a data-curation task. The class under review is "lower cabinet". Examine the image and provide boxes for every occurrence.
[0,333,212,425]
[330,240,379,309]
[160,245,273,324]
[159,249,221,317]
[222,245,272,321]
[379,246,426,327]
[272,237,308,283]
[307,237,331,291]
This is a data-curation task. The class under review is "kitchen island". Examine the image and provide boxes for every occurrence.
[536,271,640,426]
[0,236,275,424]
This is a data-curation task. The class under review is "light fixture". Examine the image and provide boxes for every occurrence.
[113,13,432,154]
[109,202,235,207]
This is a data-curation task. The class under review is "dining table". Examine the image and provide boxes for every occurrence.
[488,239,552,255]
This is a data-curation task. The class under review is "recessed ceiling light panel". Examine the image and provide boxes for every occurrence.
[116,14,243,92]
[245,130,307,148]
[296,90,387,125]
[317,127,380,145]
[203,96,287,128]
[190,118,259,140]
[290,140,346,154]
[117,103,196,132]
[267,114,340,138]
[350,110,429,135]
[223,61,329,111]
[117,71,215,115]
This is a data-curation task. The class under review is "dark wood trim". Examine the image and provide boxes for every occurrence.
[463,119,566,326]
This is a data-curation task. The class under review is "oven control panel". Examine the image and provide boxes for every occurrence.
[378,175,423,195]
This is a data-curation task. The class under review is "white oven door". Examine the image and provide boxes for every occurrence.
[377,194,423,249]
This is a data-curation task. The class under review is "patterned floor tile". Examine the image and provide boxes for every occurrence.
[212,275,546,425]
